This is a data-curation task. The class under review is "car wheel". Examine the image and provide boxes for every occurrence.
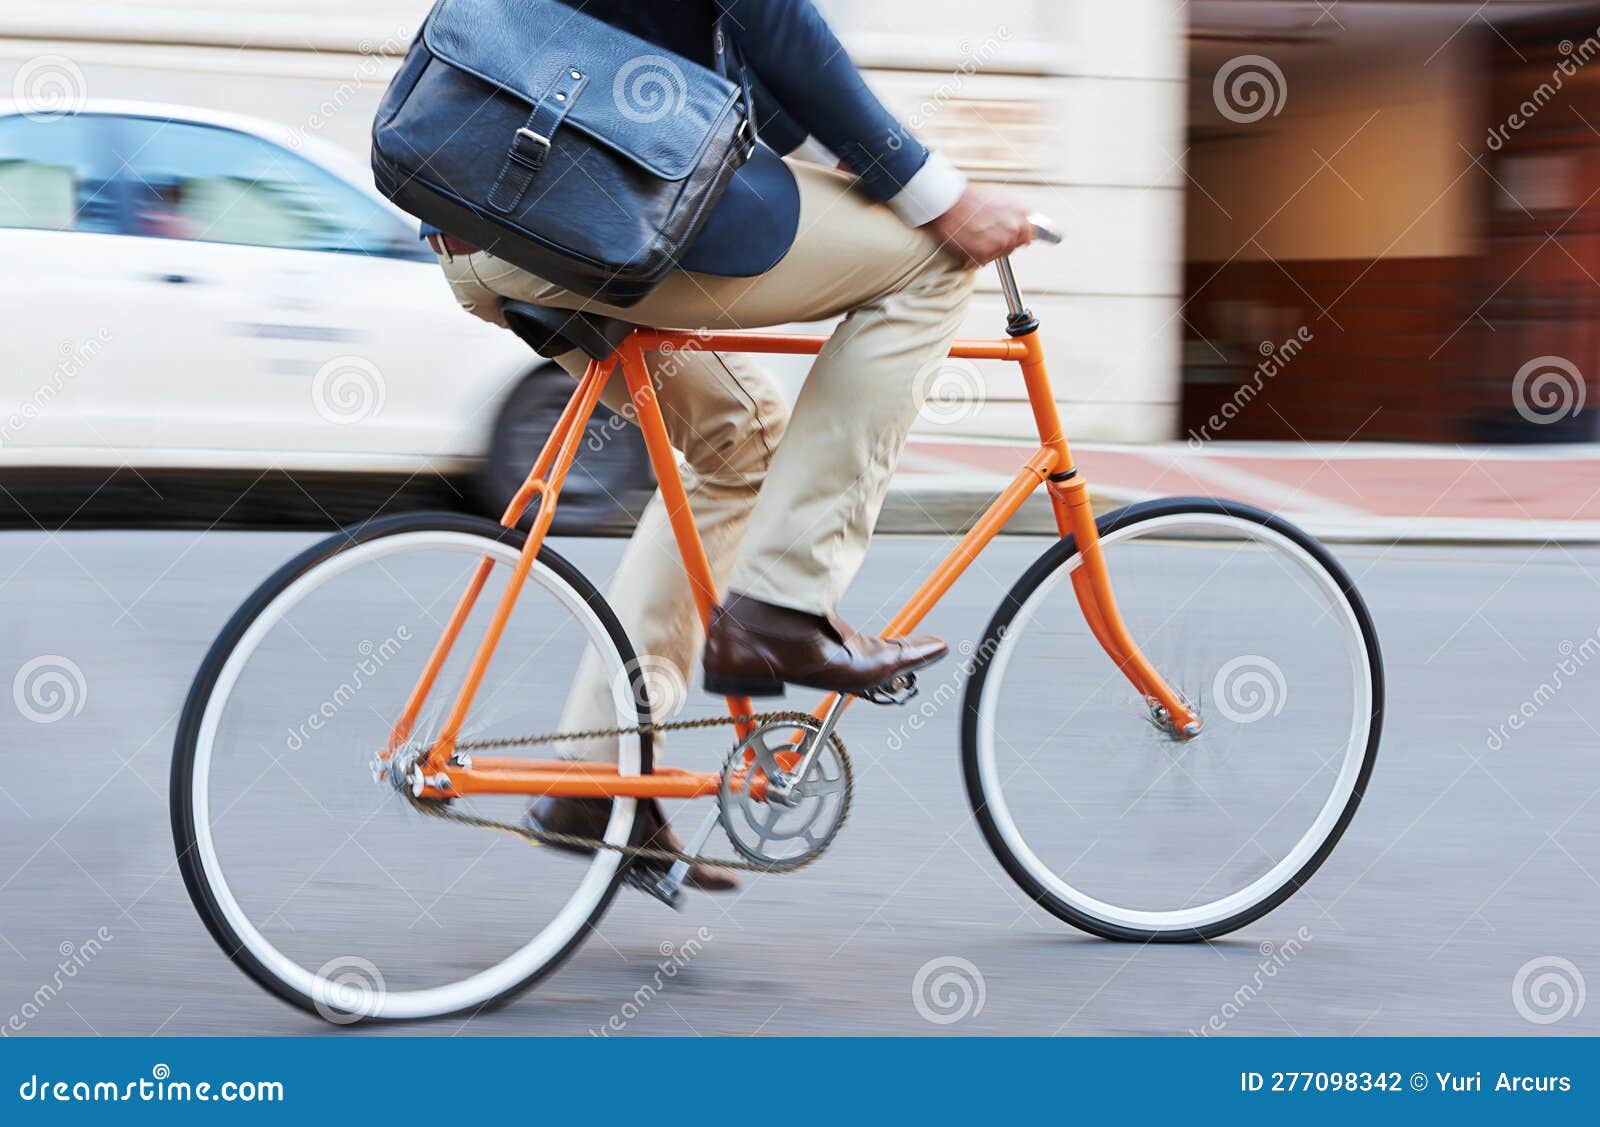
[479,364,653,534]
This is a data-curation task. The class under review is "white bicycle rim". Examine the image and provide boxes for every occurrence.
[188,530,640,1020]
[973,512,1373,933]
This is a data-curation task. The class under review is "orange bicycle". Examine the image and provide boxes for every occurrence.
[171,238,1383,1023]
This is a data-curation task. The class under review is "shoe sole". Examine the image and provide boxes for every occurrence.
[703,649,948,704]
[701,672,787,697]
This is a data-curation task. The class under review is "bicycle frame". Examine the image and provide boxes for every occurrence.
[383,316,1200,802]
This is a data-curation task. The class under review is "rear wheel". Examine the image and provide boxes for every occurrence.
[171,512,651,1021]
[962,498,1382,942]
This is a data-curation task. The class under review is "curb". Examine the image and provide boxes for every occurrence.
[877,484,1134,536]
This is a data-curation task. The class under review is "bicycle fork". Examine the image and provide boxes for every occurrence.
[1013,316,1202,740]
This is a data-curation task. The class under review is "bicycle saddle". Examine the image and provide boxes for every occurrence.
[500,300,635,362]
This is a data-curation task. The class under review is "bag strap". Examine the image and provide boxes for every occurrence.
[487,66,590,214]
[713,16,759,156]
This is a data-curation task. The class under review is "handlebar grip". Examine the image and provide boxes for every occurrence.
[1028,214,1063,245]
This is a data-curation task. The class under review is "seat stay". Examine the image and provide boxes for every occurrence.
[388,357,613,769]
[393,318,1200,792]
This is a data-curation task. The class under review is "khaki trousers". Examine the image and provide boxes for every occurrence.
[439,161,974,759]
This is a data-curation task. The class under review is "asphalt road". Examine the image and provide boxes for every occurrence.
[1,530,1596,1036]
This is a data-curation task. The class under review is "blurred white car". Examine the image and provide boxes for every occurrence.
[0,100,648,523]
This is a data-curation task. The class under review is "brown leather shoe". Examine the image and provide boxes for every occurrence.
[526,797,738,893]
[635,799,738,892]
[701,593,948,700]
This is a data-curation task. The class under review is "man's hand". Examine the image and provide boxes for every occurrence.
[926,184,1034,267]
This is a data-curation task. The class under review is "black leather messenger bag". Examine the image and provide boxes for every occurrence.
[373,0,756,308]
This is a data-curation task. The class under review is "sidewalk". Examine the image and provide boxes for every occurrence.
[880,439,1600,543]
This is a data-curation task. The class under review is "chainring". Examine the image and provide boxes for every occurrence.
[717,717,853,870]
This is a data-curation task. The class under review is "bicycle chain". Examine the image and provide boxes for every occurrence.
[401,711,851,874]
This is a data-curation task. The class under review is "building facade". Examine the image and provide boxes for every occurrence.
[1183,1,1600,445]
[0,0,1189,443]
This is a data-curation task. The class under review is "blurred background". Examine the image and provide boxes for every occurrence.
[2,1,1598,1039]
[4,0,1595,535]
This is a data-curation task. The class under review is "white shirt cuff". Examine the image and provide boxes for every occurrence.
[886,151,967,227]
[789,134,838,167]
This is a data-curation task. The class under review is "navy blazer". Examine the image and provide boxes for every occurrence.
[425,0,940,278]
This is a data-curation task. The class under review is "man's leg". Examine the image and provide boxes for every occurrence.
[441,251,790,892]
[469,162,976,645]
[436,251,788,759]
[548,348,788,760]
[542,352,785,892]
[724,240,972,616]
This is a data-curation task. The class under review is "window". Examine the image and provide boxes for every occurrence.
[0,114,120,233]
[112,117,428,260]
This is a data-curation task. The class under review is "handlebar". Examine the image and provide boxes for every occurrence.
[1028,213,1064,245]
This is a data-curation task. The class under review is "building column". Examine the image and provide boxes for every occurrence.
[832,0,1188,443]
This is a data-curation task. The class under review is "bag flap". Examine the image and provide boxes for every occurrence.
[423,0,740,181]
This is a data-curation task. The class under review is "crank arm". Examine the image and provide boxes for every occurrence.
[650,805,723,907]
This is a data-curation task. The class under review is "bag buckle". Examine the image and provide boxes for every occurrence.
[511,128,552,170]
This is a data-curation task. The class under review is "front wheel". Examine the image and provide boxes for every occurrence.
[962,498,1383,942]
[171,512,652,1021]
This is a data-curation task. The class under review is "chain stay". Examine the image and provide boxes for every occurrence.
[401,710,849,874]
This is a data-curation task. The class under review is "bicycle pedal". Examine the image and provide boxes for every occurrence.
[623,866,685,911]
[857,673,919,707]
